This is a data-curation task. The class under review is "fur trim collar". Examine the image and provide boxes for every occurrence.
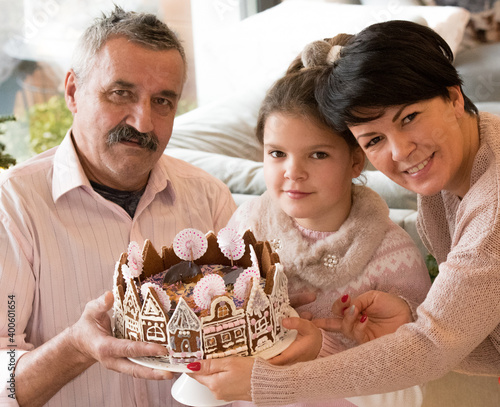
[249,185,391,291]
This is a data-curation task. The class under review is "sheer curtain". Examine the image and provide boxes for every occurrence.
[2,0,160,73]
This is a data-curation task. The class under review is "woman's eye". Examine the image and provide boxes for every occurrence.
[402,112,418,124]
[365,136,382,148]
[270,150,285,158]
[311,152,328,159]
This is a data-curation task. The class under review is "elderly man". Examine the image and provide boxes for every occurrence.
[0,7,236,406]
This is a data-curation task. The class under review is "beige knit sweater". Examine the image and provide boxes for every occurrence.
[250,112,500,405]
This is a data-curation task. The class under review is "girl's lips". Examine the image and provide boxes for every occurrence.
[285,190,311,199]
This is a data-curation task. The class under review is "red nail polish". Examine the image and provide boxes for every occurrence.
[187,362,201,371]
[360,315,367,323]
[341,294,349,303]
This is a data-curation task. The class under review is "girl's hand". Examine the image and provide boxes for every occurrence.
[313,290,412,344]
[187,357,254,402]
[268,317,323,365]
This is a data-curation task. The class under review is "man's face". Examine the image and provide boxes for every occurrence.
[66,36,185,190]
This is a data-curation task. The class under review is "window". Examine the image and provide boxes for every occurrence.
[0,0,276,165]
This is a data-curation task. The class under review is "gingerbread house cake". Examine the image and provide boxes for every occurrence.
[112,228,291,364]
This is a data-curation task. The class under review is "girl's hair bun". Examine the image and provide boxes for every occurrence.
[301,40,332,68]
[301,40,344,69]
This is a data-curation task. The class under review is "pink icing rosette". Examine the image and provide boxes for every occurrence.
[173,229,208,261]
[193,274,226,309]
[234,268,260,301]
[217,227,245,262]
[141,282,171,313]
[127,241,143,277]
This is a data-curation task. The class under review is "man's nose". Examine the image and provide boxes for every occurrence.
[126,99,154,134]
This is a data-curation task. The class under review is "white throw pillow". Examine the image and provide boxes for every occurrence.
[194,0,470,104]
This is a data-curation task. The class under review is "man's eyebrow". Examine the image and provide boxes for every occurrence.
[158,89,179,99]
[111,79,135,89]
[110,80,179,99]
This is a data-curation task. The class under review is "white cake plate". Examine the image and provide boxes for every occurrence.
[129,308,298,406]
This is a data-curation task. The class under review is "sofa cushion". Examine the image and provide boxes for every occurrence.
[169,79,270,163]
[455,43,500,103]
[193,0,470,104]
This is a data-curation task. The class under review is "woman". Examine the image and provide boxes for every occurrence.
[187,20,500,405]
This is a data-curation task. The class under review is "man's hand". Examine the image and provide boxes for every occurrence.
[313,290,412,344]
[68,291,173,380]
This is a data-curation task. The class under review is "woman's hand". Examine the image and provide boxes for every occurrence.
[187,316,323,401]
[187,356,254,402]
[313,290,412,343]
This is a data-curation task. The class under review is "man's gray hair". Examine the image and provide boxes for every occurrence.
[71,5,186,84]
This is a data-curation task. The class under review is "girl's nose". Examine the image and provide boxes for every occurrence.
[284,159,307,181]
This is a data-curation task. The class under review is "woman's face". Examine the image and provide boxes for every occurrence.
[349,87,477,197]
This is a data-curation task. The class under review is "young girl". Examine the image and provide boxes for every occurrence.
[225,65,431,407]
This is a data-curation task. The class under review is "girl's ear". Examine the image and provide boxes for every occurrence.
[351,146,365,179]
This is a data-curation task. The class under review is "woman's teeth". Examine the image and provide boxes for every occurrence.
[407,158,429,174]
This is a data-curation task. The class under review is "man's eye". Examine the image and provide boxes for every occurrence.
[113,90,129,97]
[311,152,328,159]
[270,150,285,158]
[155,97,172,107]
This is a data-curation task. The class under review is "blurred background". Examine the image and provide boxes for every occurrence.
[0,0,278,166]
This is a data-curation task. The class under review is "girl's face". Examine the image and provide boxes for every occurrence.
[263,113,364,232]
[349,86,477,198]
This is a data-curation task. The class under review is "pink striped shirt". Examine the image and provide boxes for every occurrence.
[0,132,236,406]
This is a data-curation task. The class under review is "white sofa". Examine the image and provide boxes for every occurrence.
[166,1,500,405]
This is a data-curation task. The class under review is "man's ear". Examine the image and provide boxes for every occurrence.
[65,70,78,115]
[351,146,365,179]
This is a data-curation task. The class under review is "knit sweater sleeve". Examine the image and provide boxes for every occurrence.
[252,259,500,406]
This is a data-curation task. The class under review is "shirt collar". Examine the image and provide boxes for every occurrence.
[52,129,174,203]
[52,130,91,202]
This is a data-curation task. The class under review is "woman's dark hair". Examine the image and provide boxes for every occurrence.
[256,67,359,150]
[315,20,478,133]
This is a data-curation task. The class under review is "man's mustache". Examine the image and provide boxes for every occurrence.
[106,124,159,152]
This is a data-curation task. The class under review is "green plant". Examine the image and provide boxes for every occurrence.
[425,253,439,283]
[29,95,73,154]
[0,115,17,169]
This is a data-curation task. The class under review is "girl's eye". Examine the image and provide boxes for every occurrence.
[270,150,285,158]
[311,152,328,159]
[402,112,418,124]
